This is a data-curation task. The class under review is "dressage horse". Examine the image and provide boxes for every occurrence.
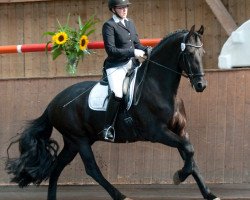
[6,25,220,200]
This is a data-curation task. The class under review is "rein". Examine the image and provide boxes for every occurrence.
[142,57,189,78]
[63,32,204,108]
[146,33,204,78]
[133,33,204,105]
[140,34,204,79]
[133,55,188,106]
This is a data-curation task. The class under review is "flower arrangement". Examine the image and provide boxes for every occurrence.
[44,15,97,75]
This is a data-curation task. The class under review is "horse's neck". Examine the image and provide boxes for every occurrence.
[148,70,180,102]
[146,52,182,96]
[138,34,184,105]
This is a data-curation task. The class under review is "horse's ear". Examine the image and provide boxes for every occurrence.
[197,25,204,35]
[187,25,195,39]
[190,25,195,34]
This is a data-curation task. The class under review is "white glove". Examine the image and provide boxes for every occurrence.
[134,49,145,58]
[134,49,146,63]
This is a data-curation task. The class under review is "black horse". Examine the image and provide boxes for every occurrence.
[6,25,220,200]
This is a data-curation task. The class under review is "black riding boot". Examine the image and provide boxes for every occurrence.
[102,92,122,142]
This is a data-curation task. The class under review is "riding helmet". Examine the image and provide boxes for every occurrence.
[108,0,131,11]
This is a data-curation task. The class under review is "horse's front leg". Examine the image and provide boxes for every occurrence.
[177,149,220,200]
[150,126,195,182]
[173,141,195,184]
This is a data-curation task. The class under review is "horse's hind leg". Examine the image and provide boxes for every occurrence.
[78,139,129,200]
[47,142,77,200]
[177,149,220,200]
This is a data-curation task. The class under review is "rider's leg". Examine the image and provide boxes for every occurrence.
[102,92,122,141]
[102,66,126,141]
[102,60,134,141]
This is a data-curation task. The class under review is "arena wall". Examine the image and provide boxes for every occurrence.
[1,69,250,185]
[1,0,250,185]
[1,0,250,78]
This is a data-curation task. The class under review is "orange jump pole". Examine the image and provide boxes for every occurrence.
[0,45,18,54]
[0,38,161,54]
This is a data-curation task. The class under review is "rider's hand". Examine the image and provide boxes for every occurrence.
[134,49,146,63]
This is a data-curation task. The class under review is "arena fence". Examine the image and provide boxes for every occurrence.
[0,39,161,54]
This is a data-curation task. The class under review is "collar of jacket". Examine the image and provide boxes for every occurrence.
[112,14,129,26]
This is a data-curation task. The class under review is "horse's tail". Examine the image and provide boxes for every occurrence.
[5,108,59,187]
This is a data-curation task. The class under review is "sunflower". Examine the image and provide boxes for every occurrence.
[54,32,68,45]
[44,15,97,75]
[79,35,89,50]
[52,34,57,44]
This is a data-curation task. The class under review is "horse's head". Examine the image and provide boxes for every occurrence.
[179,25,207,92]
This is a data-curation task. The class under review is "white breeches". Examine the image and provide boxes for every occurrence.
[106,59,133,98]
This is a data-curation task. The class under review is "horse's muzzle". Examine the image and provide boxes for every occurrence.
[192,77,207,92]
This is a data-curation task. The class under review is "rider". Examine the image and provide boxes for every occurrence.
[102,0,148,141]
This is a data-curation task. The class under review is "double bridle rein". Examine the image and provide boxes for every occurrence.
[143,33,204,79]
[134,32,204,105]
[63,32,204,107]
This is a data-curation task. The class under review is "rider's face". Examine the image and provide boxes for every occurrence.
[114,5,128,19]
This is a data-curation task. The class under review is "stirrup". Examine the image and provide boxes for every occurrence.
[104,126,115,142]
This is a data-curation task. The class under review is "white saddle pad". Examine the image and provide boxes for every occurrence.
[88,83,109,111]
[88,68,138,111]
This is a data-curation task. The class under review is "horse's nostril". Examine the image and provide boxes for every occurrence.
[197,82,203,89]
[196,82,206,92]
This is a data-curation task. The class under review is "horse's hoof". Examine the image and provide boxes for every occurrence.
[207,193,221,200]
[173,171,181,185]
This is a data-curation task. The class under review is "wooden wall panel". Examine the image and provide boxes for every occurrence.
[1,0,250,186]
[224,71,236,183]
[1,0,250,79]
[244,72,250,183]
[1,69,250,185]
[0,0,51,3]
[215,72,227,183]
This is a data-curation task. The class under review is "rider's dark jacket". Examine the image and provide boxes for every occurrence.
[102,17,147,69]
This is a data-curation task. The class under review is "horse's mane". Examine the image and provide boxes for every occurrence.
[152,29,188,54]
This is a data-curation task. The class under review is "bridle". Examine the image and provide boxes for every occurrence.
[134,32,204,105]
[143,32,204,80]
[179,33,204,80]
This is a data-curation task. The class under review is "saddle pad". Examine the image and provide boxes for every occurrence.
[88,83,109,111]
[88,68,138,111]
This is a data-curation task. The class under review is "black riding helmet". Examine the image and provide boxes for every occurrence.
[108,0,131,11]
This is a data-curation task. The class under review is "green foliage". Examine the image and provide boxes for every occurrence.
[44,14,98,75]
